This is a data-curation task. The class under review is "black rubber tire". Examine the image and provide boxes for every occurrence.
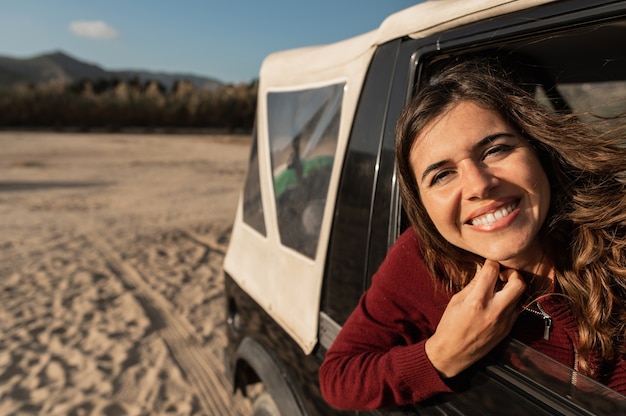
[252,392,281,416]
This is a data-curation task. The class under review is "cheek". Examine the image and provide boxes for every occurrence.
[518,154,551,221]
[525,156,551,201]
[536,171,551,219]
[419,189,458,235]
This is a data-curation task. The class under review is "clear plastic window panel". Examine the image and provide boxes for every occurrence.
[242,129,266,235]
[267,83,345,258]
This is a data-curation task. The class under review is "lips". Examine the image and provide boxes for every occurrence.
[468,200,519,226]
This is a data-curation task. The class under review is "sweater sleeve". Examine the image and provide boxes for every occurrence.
[318,229,454,410]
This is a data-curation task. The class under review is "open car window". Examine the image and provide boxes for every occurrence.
[407,12,626,413]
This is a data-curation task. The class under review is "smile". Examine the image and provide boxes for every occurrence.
[469,200,519,226]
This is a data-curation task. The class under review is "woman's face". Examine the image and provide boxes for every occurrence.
[409,101,551,270]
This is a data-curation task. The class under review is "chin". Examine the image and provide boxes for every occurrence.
[482,249,531,268]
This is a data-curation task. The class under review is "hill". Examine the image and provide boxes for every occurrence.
[0,50,223,90]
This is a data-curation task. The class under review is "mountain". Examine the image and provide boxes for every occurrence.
[114,69,223,91]
[0,50,223,90]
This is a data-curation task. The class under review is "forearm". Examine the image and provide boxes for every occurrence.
[319,338,453,410]
[318,228,453,410]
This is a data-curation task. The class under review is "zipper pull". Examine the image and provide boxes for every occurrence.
[543,316,552,341]
[536,302,552,341]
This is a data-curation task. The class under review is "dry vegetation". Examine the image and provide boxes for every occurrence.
[0,78,257,132]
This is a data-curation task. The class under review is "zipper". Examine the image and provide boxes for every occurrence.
[523,301,552,340]
[525,301,580,389]
[571,349,579,387]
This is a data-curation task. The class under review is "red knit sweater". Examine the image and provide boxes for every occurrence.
[318,228,626,410]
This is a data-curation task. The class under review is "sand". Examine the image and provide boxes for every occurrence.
[0,132,254,415]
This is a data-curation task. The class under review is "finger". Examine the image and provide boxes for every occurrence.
[470,259,500,294]
[498,267,515,282]
[494,269,527,305]
[498,266,513,282]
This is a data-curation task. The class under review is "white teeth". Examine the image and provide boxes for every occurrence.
[470,202,517,226]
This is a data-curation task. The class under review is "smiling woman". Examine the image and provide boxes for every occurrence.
[398,58,626,378]
[319,58,626,409]
[410,101,551,272]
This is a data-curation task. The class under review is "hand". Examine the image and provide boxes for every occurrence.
[424,260,526,378]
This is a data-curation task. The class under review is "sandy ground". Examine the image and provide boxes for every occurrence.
[0,132,254,415]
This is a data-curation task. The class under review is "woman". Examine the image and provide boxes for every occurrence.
[318,59,626,410]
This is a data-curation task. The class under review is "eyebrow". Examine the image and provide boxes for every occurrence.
[419,132,516,184]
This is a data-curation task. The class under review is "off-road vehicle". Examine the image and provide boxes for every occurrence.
[223,0,626,414]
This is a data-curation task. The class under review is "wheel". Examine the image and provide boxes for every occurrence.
[252,391,281,416]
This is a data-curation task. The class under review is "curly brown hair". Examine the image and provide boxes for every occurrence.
[395,58,626,376]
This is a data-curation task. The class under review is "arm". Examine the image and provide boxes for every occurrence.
[319,230,453,409]
[319,230,526,410]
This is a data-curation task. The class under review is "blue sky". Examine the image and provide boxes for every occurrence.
[0,1,420,84]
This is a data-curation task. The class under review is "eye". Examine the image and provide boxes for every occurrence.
[430,169,455,186]
[483,144,514,160]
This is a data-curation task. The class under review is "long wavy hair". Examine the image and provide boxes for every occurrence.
[396,59,626,376]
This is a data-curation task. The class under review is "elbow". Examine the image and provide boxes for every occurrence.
[318,360,346,409]
[318,358,382,411]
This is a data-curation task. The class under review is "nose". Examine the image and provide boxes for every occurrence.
[461,161,496,200]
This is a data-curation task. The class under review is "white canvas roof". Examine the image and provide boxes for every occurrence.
[224,0,555,354]
[259,0,554,87]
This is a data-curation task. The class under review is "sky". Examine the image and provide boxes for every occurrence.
[0,1,420,84]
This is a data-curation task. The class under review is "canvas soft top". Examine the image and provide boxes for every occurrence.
[259,0,554,87]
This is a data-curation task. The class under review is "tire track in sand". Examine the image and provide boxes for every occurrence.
[88,232,251,415]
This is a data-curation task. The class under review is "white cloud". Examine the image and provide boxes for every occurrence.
[69,20,119,40]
